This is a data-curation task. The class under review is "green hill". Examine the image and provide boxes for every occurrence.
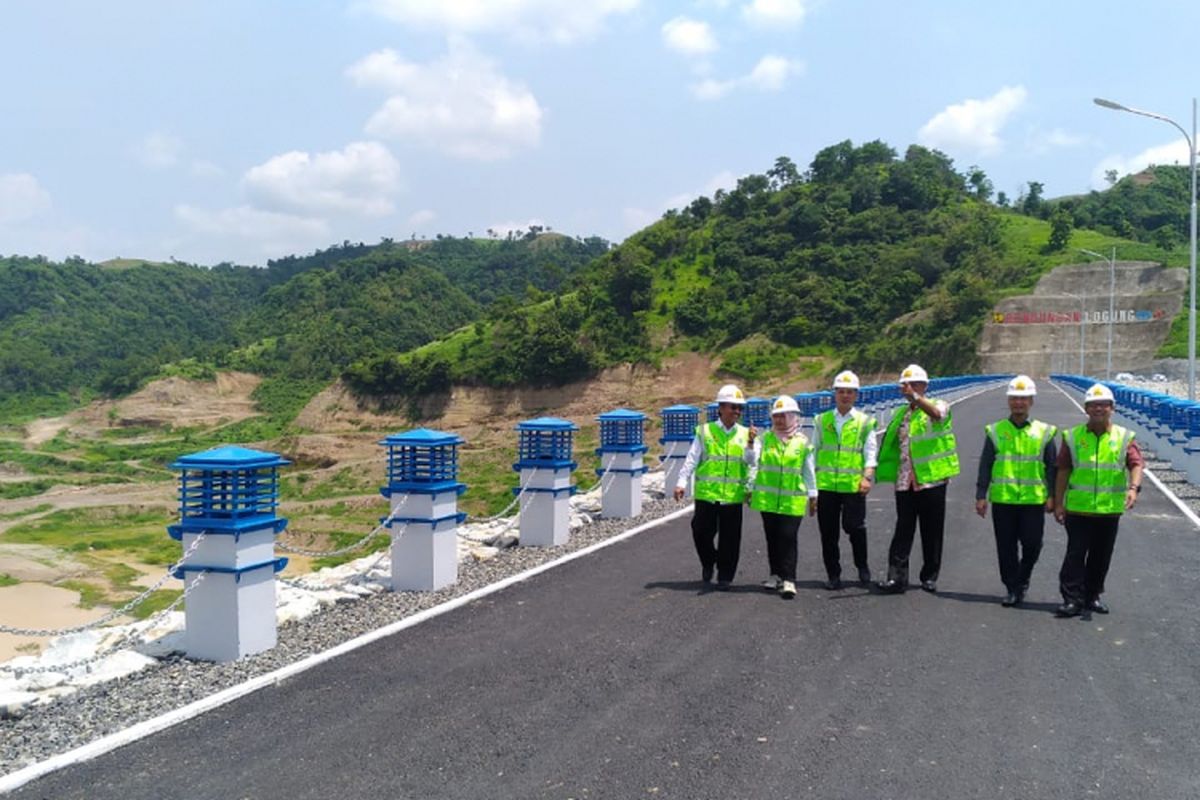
[0,234,608,423]
[346,141,1193,400]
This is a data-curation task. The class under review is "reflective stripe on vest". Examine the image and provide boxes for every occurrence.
[751,430,810,516]
[694,422,749,503]
[1065,423,1133,515]
[814,409,876,493]
[986,419,1056,505]
[905,408,959,483]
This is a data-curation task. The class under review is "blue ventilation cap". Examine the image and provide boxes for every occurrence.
[516,417,579,431]
[170,446,290,471]
[379,428,463,447]
[598,408,647,422]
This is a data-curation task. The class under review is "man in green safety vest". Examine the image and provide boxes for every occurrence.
[813,370,877,590]
[1051,383,1144,618]
[876,364,959,594]
[974,375,1058,607]
[748,395,817,599]
[674,384,756,590]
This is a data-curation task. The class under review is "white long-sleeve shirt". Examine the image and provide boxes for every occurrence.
[746,436,818,499]
[810,408,879,469]
[675,421,758,496]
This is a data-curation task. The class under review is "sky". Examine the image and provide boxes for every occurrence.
[2,0,1199,267]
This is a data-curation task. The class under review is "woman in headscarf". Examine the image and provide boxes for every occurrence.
[748,395,818,599]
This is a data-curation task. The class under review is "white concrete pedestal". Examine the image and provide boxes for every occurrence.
[388,491,459,591]
[662,440,691,499]
[180,528,280,663]
[518,466,572,547]
[599,451,644,518]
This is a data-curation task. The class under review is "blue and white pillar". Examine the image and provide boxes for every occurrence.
[514,418,578,547]
[596,409,649,518]
[660,404,699,499]
[168,447,289,662]
[380,428,466,591]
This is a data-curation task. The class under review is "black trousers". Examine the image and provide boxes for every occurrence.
[692,499,744,582]
[991,502,1045,592]
[1060,514,1121,604]
[760,511,801,582]
[886,484,947,585]
[817,491,868,579]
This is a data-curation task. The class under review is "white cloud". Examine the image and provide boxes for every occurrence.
[407,208,436,227]
[691,55,803,100]
[174,204,330,260]
[917,85,1027,156]
[662,16,718,57]
[1028,127,1087,153]
[190,160,225,179]
[348,42,543,160]
[0,173,52,224]
[626,170,739,233]
[742,0,807,28]
[486,218,549,238]
[135,132,184,169]
[361,0,638,43]
[1090,140,1193,190]
[243,141,402,217]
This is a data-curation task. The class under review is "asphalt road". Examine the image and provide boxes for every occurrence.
[10,385,1200,800]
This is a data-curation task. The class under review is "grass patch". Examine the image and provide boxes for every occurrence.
[0,573,19,587]
[0,479,56,500]
[717,336,812,382]
[5,508,179,566]
[0,503,53,520]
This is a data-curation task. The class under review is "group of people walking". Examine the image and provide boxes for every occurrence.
[672,367,1143,617]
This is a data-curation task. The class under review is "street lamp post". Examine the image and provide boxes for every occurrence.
[1094,97,1198,400]
[1062,291,1087,375]
[1080,246,1116,379]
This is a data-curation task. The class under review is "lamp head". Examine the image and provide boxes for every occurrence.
[1094,97,1128,111]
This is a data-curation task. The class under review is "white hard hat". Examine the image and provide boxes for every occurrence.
[715,384,747,405]
[1006,375,1037,397]
[898,364,929,384]
[1083,383,1115,405]
[770,395,800,415]
[832,370,860,390]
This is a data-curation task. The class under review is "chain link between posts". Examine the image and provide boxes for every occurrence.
[275,502,403,559]
[0,568,211,677]
[0,532,209,638]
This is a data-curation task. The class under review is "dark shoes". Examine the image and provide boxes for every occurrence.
[1002,587,1025,607]
[876,579,906,594]
[857,567,872,586]
[825,577,843,591]
[1055,601,1082,618]
[920,580,937,593]
[1087,597,1110,614]
[715,580,732,591]
[701,565,714,584]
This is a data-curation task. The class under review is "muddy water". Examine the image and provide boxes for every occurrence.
[0,583,99,661]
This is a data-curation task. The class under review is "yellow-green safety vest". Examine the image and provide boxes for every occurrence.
[1064,423,1134,515]
[986,418,1056,505]
[876,404,959,484]
[814,408,877,493]
[751,431,811,516]
[693,421,750,504]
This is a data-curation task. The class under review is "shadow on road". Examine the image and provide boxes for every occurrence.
[935,589,1060,613]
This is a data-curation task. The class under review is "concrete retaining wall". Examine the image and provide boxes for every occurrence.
[978,261,1185,377]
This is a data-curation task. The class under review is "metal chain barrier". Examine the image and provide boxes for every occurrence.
[465,468,538,523]
[0,532,209,638]
[276,502,402,559]
[0,569,210,677]
[277,520,409,592]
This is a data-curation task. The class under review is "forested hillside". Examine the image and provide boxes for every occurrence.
[350,140,1190,398]
[0,234,608,421]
